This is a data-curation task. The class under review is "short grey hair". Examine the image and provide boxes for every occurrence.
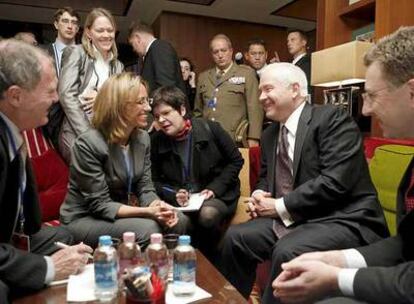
[0,39,47,99]
[210,33,233,50]
[262,62,308,97]
[364,26,414,87]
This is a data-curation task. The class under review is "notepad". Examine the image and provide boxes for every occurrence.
[175,193,206,212]
[66,264,96,302]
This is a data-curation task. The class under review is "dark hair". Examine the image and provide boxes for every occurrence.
[179,57,194,71]
[287,29,308,42]
[246,38,267,51]
[151,86,189,115]
[128,21,154,38]
[54,7,80,23]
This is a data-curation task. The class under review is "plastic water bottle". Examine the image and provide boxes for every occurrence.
[172,235,196,296]
[145,233,169,282]
[94,235,118,302]
[118,232,141,275]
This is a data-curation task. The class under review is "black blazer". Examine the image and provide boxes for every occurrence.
[150,118,243,212]
[141,39,186,95]
[256,103,388,243]
[295,53,312,99]
[0,118,47,295]
[353,160,414,304]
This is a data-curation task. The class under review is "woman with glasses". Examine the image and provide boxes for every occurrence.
[60,73,189,248]
[150,86,243,261]
[58,7,123,164]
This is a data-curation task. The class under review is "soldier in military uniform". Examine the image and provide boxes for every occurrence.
[194,34,263,147]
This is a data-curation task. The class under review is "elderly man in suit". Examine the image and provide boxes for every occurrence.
[0,39,92,303]
[194,34,263,147]
[272,26,414,304]
[219,62,389,304]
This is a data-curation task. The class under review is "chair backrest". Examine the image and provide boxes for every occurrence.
[238,148,251,197]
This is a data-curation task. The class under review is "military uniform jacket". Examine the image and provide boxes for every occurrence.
[194,63,263,141]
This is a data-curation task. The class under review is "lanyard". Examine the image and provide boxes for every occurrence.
[182,133,193,182]
[2,119,26,232]
[52,43,60,77]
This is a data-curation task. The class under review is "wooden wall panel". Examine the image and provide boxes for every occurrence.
[155,11,295,73]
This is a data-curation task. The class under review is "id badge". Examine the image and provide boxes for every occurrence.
[12,232,31,252]
[128,192,139,207]
[207,97,216,108]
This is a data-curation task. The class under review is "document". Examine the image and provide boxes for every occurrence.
[175,193,206,212]
[166,285,212,304]
[66,264,96,302]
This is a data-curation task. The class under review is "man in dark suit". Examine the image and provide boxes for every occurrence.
[287,30,311,85]
[0,39,92,303]
[43,7,80,148]
[272,26,414,304]
[219,62,388,304]
[128,22,186,95]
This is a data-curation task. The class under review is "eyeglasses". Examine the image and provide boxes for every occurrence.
[361,86,389,103]
[134,97,153,106]
[60,18,79,26]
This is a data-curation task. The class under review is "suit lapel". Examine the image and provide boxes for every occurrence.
[217,63,236,87]
[293,103,312,181]
[130,133,146,184]
[207,68,217,86]
[110,143,128,184]
[269,124,280,196]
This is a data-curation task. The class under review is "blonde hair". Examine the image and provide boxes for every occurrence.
[92,72,147,144]
[81,7,118,60]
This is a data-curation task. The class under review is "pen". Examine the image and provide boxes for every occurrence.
[54,242,94,260]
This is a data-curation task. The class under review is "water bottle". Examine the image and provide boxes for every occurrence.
[172,235,196,296]
[94,235,118,302]
[145,233,169,282]
[118,232,141,275]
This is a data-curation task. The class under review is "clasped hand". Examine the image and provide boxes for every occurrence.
[246,191,277,218]
[149,199,178,228]
[176,188,214,207]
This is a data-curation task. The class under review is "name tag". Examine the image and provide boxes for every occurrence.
[228,77,245,84]
[12,232,30,252]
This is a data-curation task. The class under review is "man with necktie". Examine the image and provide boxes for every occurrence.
[272,26,414,304]
[219,62,388,304]
[0,39,92,303]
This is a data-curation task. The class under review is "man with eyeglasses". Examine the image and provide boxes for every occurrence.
[272,26,414,304]
[43,7,80,148]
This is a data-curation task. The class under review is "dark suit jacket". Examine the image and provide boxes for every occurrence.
[141,39,186,95]
[256,103,388,243]
[0,118,47,295]
[150,118,243,213]
[295,53,312,100]
[353,160,414,304]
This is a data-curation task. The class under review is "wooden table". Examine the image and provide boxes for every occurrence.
[14,250,246,303]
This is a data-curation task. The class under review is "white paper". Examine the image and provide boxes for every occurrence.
[66,264,96,302]
[166,285,212,304]
[175,193,206,212]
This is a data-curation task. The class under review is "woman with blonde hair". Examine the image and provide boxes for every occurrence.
[58,7,123,163]
[60,73,188,248]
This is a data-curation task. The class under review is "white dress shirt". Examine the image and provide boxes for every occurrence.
[337,248,368,296]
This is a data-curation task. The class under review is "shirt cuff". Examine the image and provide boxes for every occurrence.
[338,268,359,296]
[342,249,367,268]
[274,198,294,226]
[44,256,55,285]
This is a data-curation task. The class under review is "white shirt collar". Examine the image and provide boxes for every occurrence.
[54,38,73,52]
[216,62,233,75]
[283,101,306,138]
[292,52,306,65]
[145,38,156,56]
[0,112,23,161]
[256,63,267,77]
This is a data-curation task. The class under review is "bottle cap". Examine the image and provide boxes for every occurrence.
[178,235,191,245]
[123,232,136,243]
[99,235,113,246]
[150,233,163,244]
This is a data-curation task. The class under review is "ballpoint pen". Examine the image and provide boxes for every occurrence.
[54,241,94,260]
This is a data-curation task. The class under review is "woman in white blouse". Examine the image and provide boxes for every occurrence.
[58,7,123,163]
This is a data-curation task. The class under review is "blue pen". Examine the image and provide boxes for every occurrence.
[162,186,176,194]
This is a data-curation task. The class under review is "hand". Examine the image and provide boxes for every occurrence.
[148,120,160,132]
[150,200,178,228]
[189,71,196,88]
[51,243,93,280]
[201,189,215,200]
[176,189,189,206]
[269,51,280,63]
[273,260,340,304]
[80,89,97,114]
[250,191,278,218]
[247,191,271,218]
[248,139,259,147]
[290,250,347,268]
